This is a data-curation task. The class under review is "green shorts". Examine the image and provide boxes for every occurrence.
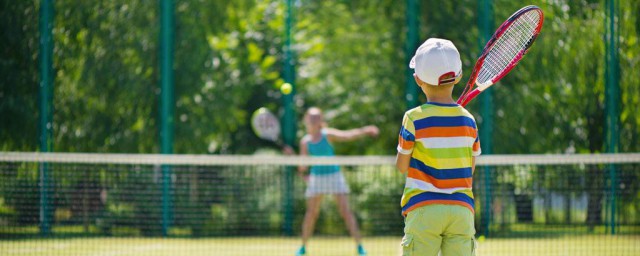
[401,204,477,256]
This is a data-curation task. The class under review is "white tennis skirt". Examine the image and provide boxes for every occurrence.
[305,171,350,198]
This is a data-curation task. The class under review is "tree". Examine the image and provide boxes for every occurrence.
[0,0,39,151]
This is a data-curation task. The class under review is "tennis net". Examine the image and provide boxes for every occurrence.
[1,152,639,256]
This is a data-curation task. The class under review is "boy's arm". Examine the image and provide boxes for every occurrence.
[396,112,415,173]
[395,152,411,173]
[325,126,379,142]
[472,157,476,173]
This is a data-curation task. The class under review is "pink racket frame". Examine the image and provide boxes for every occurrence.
[457,5,544,107]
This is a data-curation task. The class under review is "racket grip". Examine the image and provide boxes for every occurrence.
[458,89,481,107]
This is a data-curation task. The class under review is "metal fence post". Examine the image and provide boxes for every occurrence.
[605,0,619,235]
[282,0,297,236]
[39,0,54,236]
[160,0,175,237]
[405,0,419,109]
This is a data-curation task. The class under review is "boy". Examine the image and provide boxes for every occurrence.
[396,38,481,256]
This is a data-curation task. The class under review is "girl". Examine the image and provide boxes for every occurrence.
[295,107,379,256]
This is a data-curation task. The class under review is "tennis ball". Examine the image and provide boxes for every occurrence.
[478,235,485,242]
[280,83,292,95]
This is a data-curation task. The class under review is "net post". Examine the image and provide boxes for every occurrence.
[604,0,620,235]
[281,0,297,236]
[160,0,175,237]
[477,0,494,238]
[38,0,54,237]
[404,0,419,109]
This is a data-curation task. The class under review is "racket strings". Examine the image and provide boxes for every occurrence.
[476,10,541,86]
[481,17,536,80]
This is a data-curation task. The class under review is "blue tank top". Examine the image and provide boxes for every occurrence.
[306,130,341,175]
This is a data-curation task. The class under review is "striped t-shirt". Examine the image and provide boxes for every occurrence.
[397,102,481,216]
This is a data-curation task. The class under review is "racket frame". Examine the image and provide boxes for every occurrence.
[458,5,544,107]
[251,107,284,147]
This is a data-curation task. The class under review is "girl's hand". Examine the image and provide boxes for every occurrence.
[297,170,309,182]
[282,145,295,155]
[362,125,379,137]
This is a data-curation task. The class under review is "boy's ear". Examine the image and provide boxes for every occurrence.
[413,73,426,87]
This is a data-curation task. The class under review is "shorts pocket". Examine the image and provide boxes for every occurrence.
[471,237,477,256]
[401,234,414,256]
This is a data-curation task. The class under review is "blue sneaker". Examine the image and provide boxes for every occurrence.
[295,246,306,256]
[357,244,367,256]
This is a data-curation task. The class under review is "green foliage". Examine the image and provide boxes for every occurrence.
[173,0,286,154]
[52,1,159,153]
[479,0,639,154]
[0,1,39,151]
[1,0,638,154]
[295,1,407,155]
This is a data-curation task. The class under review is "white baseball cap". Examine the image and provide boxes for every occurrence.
[409,38,462,86]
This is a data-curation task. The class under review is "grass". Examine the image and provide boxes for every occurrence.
[1,235,639,256]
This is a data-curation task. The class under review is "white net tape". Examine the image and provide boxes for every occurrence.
[1,152,639,166]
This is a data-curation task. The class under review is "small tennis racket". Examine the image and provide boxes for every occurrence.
[457,5,544,107]
[251,107,286,148]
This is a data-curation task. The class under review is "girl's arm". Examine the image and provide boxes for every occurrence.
[298,137,309,175]
[325,125,379,142]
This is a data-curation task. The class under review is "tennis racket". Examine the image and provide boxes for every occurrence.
[251,107,286,148]
[457,5,544,107]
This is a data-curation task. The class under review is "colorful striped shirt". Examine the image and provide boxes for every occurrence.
[397,102,481,216]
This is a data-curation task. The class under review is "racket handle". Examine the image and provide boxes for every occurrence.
[458,89,481,107]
